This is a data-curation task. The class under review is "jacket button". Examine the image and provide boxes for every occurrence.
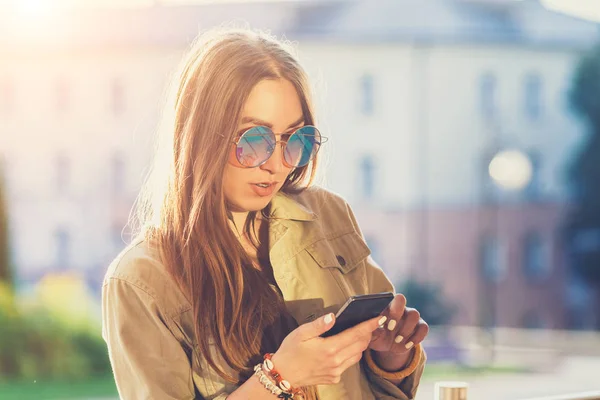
[336,255,346,266]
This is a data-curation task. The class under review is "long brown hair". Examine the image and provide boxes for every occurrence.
[132,27,321,396]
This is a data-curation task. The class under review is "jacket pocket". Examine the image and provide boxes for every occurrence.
[305,230,371,274]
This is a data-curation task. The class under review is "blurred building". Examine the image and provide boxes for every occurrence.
[0,0,598,328]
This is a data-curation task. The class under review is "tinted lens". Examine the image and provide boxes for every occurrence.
[284,126,322,167]
[236,126,275,167]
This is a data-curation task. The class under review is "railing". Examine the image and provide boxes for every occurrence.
[519,393,600,400]
[433,382,600,400]
[428,326,600,358]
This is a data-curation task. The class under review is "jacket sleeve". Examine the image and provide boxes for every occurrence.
[344,199,427,400]
[102,277,201,400]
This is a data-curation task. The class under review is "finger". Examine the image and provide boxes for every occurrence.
[295,312,335,341]
[403,320,429,350]
[335,332,372,363]
[393,308,420,346]
[329,314,386,350]
[384,294,406,332]
[318,352,363,386]
[336,352,364,376]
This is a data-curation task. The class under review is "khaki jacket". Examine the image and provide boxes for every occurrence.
[102,186,426,400]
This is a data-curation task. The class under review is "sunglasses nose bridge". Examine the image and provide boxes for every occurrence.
[235,129,322,168]
[258,139,287,171]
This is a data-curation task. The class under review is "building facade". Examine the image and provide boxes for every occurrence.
[0,0,597,327]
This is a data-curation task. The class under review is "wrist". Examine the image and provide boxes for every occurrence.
[372,348,414,372]
[364,344,422,383]
[269,352,297,388]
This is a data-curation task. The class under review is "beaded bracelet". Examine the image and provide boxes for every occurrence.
[254,364,286,397]
[263,353,305,397]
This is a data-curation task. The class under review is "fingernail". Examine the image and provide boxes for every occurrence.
[387,320,397,331]
[378,316,387,326]
[324,313,333,324]
[394,335,404,343]
[405,341,414,349]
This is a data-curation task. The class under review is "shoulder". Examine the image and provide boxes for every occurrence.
[288,185,359,234]
[103,238,190,317]
[292,185,351,216]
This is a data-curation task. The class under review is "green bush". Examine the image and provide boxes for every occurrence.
[0,305,111,382]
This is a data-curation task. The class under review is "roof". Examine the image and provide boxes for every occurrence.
[0,0,597,52]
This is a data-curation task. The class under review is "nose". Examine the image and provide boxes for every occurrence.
[260,140,285,174]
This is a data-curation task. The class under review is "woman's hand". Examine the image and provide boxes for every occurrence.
[271,312,386,387]
[368,294,429,371]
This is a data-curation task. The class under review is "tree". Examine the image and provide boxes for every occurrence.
[0,159,12,289]
[566,42,600,328]
[397,278,456,326]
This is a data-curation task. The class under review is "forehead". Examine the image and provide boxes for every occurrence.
[240,79,304,130]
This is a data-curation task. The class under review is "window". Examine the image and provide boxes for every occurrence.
[480,152,497,203]
[56,152,70,193]
[111,78,125,116]
[56,78,70,113]
[480,234,504,282]
[55,228,70,268]
[479,72,497,120]
[0,79,13,115]
[360,73,374,115]
[524,150,542,200]
[521,310,547,329]
[365,235,380,263]
[359,155,375,199]
[522,232,549,279]
[524,72,543,120]
[111,152,125,194]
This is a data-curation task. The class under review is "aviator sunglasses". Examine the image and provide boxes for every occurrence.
[231,125,328,168]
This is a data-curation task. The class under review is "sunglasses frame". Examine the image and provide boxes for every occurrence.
[231,125,328,168]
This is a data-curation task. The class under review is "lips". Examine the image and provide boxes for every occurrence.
[252,182,278,187]
[250,182,278,197]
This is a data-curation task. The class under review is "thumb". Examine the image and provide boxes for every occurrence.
[296,313,335,340]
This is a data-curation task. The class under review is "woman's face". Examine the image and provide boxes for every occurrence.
[223,78,304,213]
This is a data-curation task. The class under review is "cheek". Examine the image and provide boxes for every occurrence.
[223,164,248,198]
[282,166,295,181]
[227,143,244,168]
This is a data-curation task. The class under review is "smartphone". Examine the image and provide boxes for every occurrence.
[321,292,394,337]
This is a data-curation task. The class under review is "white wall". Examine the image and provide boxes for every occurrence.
[1,48,183,272]
[0,38,590,275]
[299,41,587,208]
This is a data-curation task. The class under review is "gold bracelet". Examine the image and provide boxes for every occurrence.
[364,343,422,381]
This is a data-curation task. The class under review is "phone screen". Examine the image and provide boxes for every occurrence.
[321,292,394,337]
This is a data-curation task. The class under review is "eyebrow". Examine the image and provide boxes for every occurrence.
[240,115,305,130]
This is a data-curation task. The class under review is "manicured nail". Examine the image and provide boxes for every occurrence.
[394,335,404,343]
[387,319,397,331]
[324,313,333,324]
[405,341,414,349]
[378,316,387,326]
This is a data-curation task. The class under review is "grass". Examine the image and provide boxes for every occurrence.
[423,363,530,380]
[0,365,528,399]
[0,375,118,400]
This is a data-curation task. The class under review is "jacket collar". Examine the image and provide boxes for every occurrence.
[268,190,317,222]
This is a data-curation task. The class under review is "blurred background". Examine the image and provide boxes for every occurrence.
[1,0,600,399]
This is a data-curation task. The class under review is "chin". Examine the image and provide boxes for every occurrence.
[231,195,273,213]
[246,197,273,212]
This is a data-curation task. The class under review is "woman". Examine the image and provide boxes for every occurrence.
[102,27,429,400]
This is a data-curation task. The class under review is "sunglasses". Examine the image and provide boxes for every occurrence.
[232,125,328,168]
